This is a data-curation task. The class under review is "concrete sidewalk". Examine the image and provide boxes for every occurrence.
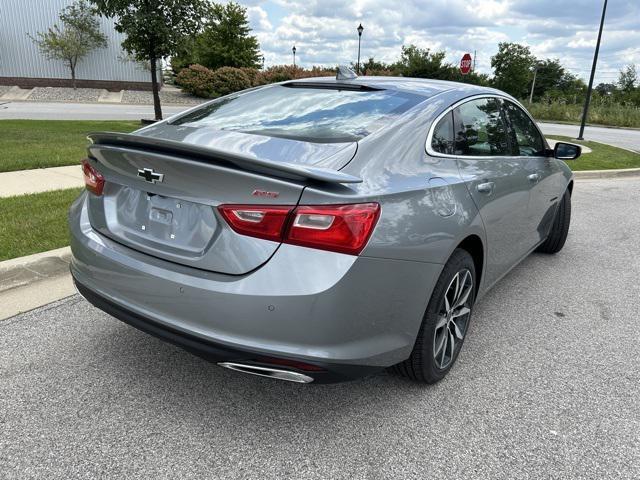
[0,165,83,198]
[0,247,75,320]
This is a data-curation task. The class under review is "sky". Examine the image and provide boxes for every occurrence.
[240,0,639,85]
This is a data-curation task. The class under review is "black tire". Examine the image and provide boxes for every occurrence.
[536,189,571,254]
[391,249,476,384]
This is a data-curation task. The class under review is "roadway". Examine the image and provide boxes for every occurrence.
[1,177,639,479]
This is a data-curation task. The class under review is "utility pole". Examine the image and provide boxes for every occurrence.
[529,64,539,105]
[472,50,476,73]
[578,0,607,140]
[356,24,364,74]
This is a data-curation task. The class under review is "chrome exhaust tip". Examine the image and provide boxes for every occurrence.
[218,362,314,383]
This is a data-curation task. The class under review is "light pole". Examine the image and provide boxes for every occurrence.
[261,55,265,70]
[356,23,364,74]
[529,63,542,105]
[292,45,296,68]
[578,0,607,140]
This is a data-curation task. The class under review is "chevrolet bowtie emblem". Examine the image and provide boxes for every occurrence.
[137,167,164,184]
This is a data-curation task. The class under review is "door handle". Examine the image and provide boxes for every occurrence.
[528,173,540,183]
[476,181,495,194]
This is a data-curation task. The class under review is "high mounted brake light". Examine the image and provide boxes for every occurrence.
[218,203,380,255]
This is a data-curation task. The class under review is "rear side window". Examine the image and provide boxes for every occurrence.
[171,85,426,143]
[502,101,546,156]
[431,112,454,154]
[453,98,510,156]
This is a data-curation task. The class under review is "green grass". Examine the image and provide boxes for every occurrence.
[547,135,640,171]
[528,102,640,129]
[0,188,82,261]
[0,120,140,173]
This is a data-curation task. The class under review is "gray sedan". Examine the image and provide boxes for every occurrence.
[69,72,580,384]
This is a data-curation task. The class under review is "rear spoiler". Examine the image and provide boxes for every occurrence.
[87,132,362,184]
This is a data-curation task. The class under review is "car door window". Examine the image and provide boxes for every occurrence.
[453,98,510,156]
[502,101,545,156]
[431,111,454,154]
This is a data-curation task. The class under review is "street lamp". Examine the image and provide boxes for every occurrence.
[356,23,364,74]
[292,45,296,68]
[261,55,265,70]
[578,0,607,140]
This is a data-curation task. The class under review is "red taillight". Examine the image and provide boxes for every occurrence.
[286,203,380,255]
[218,205,293,242]
[81,159,105,196]
[217,203,380,255]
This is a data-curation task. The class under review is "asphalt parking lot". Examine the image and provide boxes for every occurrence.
[1,177,639,479]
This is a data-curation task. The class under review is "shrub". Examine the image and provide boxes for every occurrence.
[258,65,298,84]
[176,64,216,98]
[363,68,396,76]
[210,67,252,97]
[239,67,262,87]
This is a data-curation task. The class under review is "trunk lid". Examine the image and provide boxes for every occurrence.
[85,127,358,275]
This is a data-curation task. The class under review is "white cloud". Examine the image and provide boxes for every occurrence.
[243,0,639,83]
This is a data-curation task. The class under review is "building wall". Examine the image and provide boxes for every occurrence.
[0,0,151,87]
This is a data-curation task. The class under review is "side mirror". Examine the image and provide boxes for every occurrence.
[554,142,581,160]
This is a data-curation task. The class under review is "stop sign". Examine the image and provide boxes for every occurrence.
[460,53,472,75]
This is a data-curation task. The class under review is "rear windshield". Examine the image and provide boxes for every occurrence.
[170,85,426,143]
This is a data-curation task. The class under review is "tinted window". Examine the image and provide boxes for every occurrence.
[453,98,510,156]
[431,112,454,154]
[171,85,425,143]
[503,101,545,156]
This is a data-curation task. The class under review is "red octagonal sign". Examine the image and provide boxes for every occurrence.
[460,53,472,75]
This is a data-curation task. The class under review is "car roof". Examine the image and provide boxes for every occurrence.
[284,75,510,102]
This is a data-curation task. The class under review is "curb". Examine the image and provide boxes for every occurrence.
[573,167,640,179]
[0,246,71,294]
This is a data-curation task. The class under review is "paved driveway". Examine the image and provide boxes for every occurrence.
[0,101,189,120]
[1,178,639,479]
[539,122,640,152]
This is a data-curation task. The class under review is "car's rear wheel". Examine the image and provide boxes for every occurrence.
[536,189,571,254]
[391,249,475,383]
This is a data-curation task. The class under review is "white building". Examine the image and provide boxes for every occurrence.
[0,0,153,90]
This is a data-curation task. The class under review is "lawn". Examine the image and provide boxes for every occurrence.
[0,188,82,261]
[546,135,640,171]
[528,102,640,128]
[0,120,140,173]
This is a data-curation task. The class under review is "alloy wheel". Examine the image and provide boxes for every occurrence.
[433,269,473,370]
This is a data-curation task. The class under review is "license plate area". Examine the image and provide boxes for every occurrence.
[105,186,218,257]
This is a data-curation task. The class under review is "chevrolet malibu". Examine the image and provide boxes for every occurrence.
[69,71,580,384]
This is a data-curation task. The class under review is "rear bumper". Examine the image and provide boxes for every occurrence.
[73,279,375,383]
[69,192,443,381]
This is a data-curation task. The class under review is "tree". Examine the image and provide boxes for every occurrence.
[532,59,564,99]
[357,57,392,75]
[595,82,616,96]
[392,45,456,80]
[30,0,107,89]
[618,65,638,93]
[90,0,209,120]
[173,2,261,73]
[491,42,536,98]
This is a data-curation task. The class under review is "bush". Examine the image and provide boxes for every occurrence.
[239,67,262,87]
[210,67,252,97]
[175,64,216,98]
[176,65,253,98]
[258,65,299,84]
[175,64,405,100]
